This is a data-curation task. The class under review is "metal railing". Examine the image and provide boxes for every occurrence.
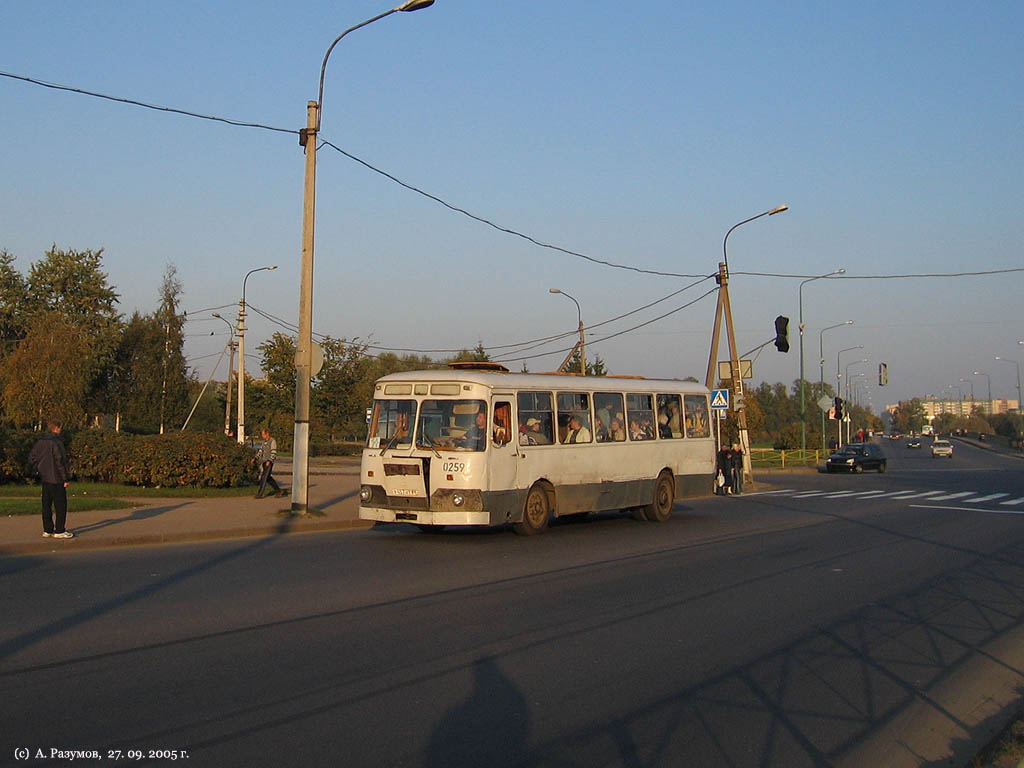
[749,448,821,468]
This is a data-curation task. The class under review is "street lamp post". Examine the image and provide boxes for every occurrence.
[960,377,974,415]
[799,269,844,451]
[550,288,585,375]
[819,321,853,450]
[706,204,788,484]
[845,359,867,443]
[994,356,1022,434]
[836,345,863,446]
[973,371,992,415]
[212,313,235,437]
[293,0,434,513]
[236,265,278,445]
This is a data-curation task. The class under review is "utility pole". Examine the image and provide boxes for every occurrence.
[705,261,752,483]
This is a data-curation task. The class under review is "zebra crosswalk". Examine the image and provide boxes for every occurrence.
[745,486,1024,512]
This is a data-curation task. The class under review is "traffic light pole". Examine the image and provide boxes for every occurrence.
[705,262,752,484]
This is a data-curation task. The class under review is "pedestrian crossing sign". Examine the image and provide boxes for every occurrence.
[711,389,729,410]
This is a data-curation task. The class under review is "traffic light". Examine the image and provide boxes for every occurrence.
[879,362,888,386]
[773,315,790,353]
[834,397,844,420]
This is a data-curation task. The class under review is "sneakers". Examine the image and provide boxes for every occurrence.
[42,531,54,538]
[52,531,74,539]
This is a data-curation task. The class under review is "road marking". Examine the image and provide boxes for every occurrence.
[823,490,890,498]
[791,491,830,498]
[963,493,1010,504]
[744,489,795,496]
[910,504,1024,515]
[891,490,945,499]
[1000,497,1024,506]
[927,491,978,501]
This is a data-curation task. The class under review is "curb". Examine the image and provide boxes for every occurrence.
[0,518,374,556]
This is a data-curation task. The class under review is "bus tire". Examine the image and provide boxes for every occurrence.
[631,506,649,522]
[514,485,550,536]
[644,471,675,523]
[417,524,446,534]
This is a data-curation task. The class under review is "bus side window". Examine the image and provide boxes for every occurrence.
[684,395,711,438]
[518,391,554,446]
[493,402,512,446]
[657,394,683,439]
[626,393,655,440]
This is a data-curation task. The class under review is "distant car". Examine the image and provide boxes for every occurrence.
[826,443,887,473]
[978,433,987,442]
[931,439,953,458]
[907,438,921,449]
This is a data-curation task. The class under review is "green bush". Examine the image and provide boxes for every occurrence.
[71,431,252,488]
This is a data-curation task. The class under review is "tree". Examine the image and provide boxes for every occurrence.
[24,246,122,421]
[891,398,927,435]
[314,337,373,441]
[107,266,189,433]
[0,313,93,427]
[0,249,27,361]
[562,350,607,376]
[155,265,189,430]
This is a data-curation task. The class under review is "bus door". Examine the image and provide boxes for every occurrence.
[488,399,517,492]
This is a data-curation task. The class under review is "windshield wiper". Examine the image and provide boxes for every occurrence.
[418,430,442,458]
[380,431,401,456]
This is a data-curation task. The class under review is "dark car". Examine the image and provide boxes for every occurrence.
[826,443,887,473]
[906,438,921,449]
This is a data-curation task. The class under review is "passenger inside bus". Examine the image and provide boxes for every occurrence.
[520,417,552,445]
[459,410,488,450]
[492,403,511,445]
[564,414,592,444]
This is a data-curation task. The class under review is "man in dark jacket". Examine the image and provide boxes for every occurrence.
[28,420,72,538]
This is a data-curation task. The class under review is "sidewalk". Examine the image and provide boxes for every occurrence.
[0,457,370,557]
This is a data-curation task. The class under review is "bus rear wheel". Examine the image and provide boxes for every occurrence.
[643,471,675,523]
[514,485,550,536]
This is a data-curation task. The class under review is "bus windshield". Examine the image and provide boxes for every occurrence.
[416,399,488,452]
[367,399,415,450]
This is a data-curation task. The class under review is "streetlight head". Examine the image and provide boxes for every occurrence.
[266,265,278,271]
[396,0,434,10]
[973,371,982,375]
[549,288,561,294]
[845,320,854,325]
[769,205,789,215]
[212,312,222,319]
[834,268,846,275]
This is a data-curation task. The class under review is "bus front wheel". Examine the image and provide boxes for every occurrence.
[514,485,550,536]
[644,472,675,523]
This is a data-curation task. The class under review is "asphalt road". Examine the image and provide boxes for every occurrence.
[2,438,1022,767]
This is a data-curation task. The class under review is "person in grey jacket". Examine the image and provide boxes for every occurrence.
[253,428,283,498]
[28,420,72,538]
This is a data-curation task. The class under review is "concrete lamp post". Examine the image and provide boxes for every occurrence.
[798,269,844,451]
[211,313,236,437]
[236,265,278,446]
[711,204,789,484]
[292,0,434,513]
[819,321,853,449]
[550,288,585,375]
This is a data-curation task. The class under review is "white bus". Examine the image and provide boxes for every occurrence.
[359,364,717,534]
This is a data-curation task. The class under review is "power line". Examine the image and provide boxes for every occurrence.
[319,139,709,280]
[737,268,1024,279]
[0,71,297,136]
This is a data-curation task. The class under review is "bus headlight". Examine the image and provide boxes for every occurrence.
[452,492,465,507]
[360,486,372,503]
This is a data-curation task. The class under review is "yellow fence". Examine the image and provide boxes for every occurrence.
[749,448,821,468]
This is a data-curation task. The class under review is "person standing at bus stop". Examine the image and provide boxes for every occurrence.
[29,419,73,538]
[253,428,284,498]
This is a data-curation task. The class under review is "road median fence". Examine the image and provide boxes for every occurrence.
[750,448,821,469]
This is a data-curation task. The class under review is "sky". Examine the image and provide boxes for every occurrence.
[2,1,1022,414]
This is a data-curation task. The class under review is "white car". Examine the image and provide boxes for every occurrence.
[931,439,953,458]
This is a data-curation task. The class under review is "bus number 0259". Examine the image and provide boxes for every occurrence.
[442,461,466,473]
